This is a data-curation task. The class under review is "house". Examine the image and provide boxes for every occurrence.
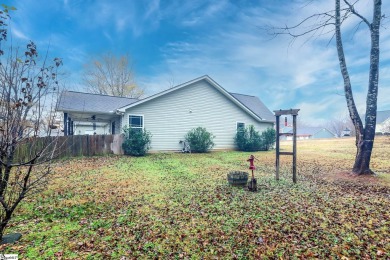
[376,110,390,134]
[56,75,275,151]
[342,127,351,136]
[283,126,335,140]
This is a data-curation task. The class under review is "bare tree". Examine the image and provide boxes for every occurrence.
[266,0,383,174]
[166,72,176,89]
[326,118,345,137]
[83,53,143,98]
[0,6,62,240]
[325,115,355,137]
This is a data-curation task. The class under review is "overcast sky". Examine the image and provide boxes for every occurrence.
[3,0,390,124]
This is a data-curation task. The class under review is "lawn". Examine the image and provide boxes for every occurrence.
[1,137,389,259]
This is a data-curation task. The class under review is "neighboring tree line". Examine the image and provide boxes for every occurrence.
[83,53,143,98]
[324,116,356,137]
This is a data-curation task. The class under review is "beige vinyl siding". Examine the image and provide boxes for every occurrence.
[123,80,273,151]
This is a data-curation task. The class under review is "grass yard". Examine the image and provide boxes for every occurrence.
[1,137,389,259]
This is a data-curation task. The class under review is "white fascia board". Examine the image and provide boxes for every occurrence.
[117,75,264,122]
[58,109,115,115]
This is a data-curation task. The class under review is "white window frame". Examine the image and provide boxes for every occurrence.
[129,114,144,130]
[236,122,245,132]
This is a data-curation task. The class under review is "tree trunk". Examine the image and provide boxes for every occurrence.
[335,0,381,175]
[0,210,13,241]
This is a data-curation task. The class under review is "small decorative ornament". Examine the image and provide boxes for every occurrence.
[247,155,259,191]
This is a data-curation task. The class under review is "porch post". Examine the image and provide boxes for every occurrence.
[64,112,68,136]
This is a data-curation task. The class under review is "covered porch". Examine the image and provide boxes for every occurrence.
[63,111,121,136]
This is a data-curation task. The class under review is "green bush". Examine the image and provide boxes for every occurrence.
[122,126,152,156]
[261,127,276,150]
[185,127,215,153]
[234,125,275,151]
[235,125,261,151]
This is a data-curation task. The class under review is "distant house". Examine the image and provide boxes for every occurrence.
[282,126,335,140]
[56,75,275,151]
[342,127,351,137]
[376,110,390,134]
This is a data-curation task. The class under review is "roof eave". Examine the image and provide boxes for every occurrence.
[260,120,276,124]
[118,75,272,123]
[56,109,116,115]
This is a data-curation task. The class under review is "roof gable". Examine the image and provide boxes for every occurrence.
[377,110,390,124]
[57,91,138,114]
[287,127,334,136]
[118,75,274,123]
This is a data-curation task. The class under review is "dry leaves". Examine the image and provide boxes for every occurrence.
[0,138,389,259]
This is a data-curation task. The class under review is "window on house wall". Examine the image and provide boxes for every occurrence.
[129,115,143,130]
[237,122,245,131]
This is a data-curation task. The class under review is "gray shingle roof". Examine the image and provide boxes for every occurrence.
[230,93,274,121]
[57,91,138,113]
[377,110,390,124]
[57,81,275,123]
[286,127,333,136]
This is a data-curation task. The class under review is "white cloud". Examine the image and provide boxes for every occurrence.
[295,95,345,125]
[7,0,388,124]
[144,0,160,20]
[11,27,29,40]
[138,0,389,124]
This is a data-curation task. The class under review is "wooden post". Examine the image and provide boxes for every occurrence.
[275,115,280,181]
[274,109,300,183]
[87,135,90,157]
[293,114,297,183]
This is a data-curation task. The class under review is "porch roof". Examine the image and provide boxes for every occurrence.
[57,91,139,114]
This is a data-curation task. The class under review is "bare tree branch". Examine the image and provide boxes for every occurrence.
[0,5,63,239]
[82,53,143,98]
[265,0,382,174]
[343,0,371,28]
